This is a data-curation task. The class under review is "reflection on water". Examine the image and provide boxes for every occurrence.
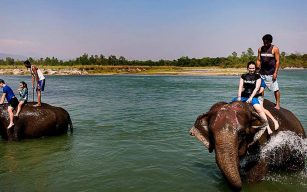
[0,136,73,191]
[0,70,306,191]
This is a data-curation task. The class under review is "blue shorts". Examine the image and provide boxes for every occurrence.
[232,97,260,106]
[37,79,45,91]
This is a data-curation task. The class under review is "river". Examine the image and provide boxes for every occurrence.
[0,70,306,191]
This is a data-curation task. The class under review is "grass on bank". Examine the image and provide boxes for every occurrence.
[0,65,249,75]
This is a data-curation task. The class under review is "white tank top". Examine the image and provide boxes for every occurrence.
[31,66,45,80]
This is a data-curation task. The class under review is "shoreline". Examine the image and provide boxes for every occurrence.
[0,66,305,76]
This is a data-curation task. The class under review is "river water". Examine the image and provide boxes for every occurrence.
[0,70,306,192]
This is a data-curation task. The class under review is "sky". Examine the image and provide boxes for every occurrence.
[1,0,307,60]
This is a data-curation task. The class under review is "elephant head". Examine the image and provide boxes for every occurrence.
[189,101,268,190]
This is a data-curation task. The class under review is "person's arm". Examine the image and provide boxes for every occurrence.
[237,78,244,101]
[247,79,261,103]
[258,79,266,94]
[20,88,27,98]
[273,46,280,81]
[30,66,35,89]
[0,93,6,104]
[256,48,261,70]
[258,87,264,94]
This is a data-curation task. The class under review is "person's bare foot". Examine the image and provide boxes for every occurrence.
[274,105,280,110]
[33,104,41,107]
[273,120,279,130]
[267,127,273,135]
[7,123,14,129]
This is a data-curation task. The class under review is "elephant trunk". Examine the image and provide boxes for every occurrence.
[215,131,242,191]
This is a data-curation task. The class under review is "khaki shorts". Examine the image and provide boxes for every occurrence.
[260,75,279,92]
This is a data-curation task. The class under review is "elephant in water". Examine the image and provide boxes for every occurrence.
[189,99,306,191]
[0,102,73,141]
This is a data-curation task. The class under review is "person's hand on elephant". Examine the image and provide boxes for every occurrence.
[246,97,252,103]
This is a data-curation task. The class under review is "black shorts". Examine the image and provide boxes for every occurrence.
[9,97,19,109]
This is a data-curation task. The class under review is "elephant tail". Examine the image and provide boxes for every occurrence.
[68,116,73,134]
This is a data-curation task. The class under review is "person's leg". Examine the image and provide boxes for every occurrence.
[248,104,270,148]
[274,90,281,110]
[248,104,273,148]
[7,106,14,129]
[254,104,272,134]
[263,108,279,130]
[15,101,24,117]
[34,90,42,107]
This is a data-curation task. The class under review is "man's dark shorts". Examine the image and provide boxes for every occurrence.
[9,97,19,109]
[37,79,46,91]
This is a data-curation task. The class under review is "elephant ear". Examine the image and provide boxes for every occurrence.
[190,113,214,153]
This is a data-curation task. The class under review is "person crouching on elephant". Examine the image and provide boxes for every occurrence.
[0,79,19,129]
[15,81,28,117]
[232,61,273,147]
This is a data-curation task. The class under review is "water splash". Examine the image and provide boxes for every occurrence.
[260,131,307,166]
[240,131,307,187]
[260,130,307,189]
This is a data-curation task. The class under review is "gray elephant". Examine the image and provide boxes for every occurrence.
[0,102,73,141]
[189,99,306,191]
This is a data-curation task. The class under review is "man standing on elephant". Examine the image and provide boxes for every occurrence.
[256,34,281,109]
[24,60,46,107]
[0,79,19,129]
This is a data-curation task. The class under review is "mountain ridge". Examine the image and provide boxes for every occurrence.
[0,53,27,60]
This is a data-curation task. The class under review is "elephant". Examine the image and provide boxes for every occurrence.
[189,99,306,191]
[0,102,73,141]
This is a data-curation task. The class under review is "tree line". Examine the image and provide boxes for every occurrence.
[0,48,306,68]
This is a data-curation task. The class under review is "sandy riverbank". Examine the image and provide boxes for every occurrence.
[0,66,304,76]
[0,66,247,76]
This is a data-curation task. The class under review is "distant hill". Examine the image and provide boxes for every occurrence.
[0,53,27,60]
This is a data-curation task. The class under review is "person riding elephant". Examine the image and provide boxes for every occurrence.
[0,102,73,141]
[189,99,306,191]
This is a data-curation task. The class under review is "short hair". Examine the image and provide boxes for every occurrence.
[262,34,273,43]
[247,61,256,68]
[0,79,5,84]
[24,60,31,68]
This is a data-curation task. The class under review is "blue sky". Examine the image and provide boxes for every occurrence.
[1,0,307,60]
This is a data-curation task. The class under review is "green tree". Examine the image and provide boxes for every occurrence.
[281,51,286,65]
[6,57,14,65]
[119,56,126,65]
[246,48,255,61]
[108,55,118,65]
[232,51,238,58]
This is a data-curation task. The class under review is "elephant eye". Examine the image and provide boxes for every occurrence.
[238,129,246,137]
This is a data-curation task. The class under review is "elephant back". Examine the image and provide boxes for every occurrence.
[263,99,306,138]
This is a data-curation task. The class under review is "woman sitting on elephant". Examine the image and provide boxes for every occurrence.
[233,61,273,146]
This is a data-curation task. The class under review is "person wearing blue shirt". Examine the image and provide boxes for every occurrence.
[0,79,19,129]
